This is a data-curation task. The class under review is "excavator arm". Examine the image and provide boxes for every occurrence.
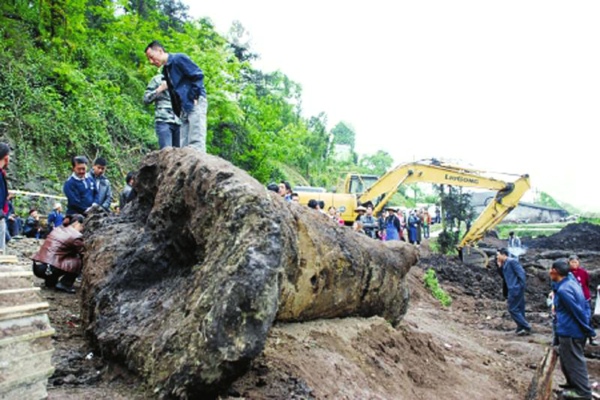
[357,159,530,266]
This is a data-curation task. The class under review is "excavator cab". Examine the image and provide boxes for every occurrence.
[345,174,379,194]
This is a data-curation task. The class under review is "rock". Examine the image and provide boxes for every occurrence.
[81,148,417,399]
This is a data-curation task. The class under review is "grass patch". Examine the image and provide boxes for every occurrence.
[496,223,567,239]
[423,268,452,307]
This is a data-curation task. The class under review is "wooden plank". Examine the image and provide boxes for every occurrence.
[0,366,55,391]
[0,255,19,263]
[0,287,41,295]
[0,271,33,278]
[0,302,50,321]
[525,346,558,400]
[0,326,56,347]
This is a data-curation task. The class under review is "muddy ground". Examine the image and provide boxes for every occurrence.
[12,222,600,399]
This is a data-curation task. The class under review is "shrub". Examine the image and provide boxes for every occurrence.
[423,268,452,307]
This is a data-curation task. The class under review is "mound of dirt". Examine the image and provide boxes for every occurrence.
[418,254,505,301]
[523,222,600,251]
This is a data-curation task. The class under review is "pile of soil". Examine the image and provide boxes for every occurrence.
[418,254,505,301]
[523,222,600,251]
[10,222,600,399]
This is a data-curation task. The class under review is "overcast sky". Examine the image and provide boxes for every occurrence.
[186,1,600,212]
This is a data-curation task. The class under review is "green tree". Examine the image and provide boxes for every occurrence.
[538,191,562,209]
[436,185,474,254]
[358,150,393,175]
[331,121,355,148]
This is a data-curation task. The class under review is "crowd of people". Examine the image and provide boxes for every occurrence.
[352,204,438,244]
[497,241,598,400]
[265,179,441,245]
[0,39,207,294]
[0,142,136,294]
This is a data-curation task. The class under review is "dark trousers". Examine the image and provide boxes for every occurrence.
[507,290,531,331]
[33,262,77,288]
[559,336,592,398]
[156,121,180,149]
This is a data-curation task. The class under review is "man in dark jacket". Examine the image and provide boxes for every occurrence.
[0,143,10,253]
[63,156,98,215]
[359,206,379,239]
[119,171,135,210]
[87,157,112,211]
[551,259,596,400]
[497,248,531,335]
[145,40,207,153]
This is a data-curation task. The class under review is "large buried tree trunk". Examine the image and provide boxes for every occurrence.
[81,148,418,398]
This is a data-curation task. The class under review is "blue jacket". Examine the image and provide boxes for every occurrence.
[554,277,596,339]
[47,210,64,230]
[502,257,526,296]
[165,53,206,113]
[63,174,98,214]
[87,172,112,211]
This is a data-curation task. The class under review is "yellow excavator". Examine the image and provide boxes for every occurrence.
[296,159,531,267]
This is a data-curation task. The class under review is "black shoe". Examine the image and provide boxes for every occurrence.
[55,282,76,294]
[589,339,599,346]
[559,383,575,389]
[516,329,531,336]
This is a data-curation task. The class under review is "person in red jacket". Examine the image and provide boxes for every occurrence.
[31,214,85,294]
[569,254,599,346]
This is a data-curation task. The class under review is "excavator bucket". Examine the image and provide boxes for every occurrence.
[460,246,489,268]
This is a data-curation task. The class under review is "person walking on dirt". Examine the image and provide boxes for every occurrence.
[569,255,599,346]
[550,259,596,400]
[496,248,531,336]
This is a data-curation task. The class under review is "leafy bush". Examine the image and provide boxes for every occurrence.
[423,269,452,307]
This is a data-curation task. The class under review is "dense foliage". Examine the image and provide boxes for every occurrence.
[1,1,394,205]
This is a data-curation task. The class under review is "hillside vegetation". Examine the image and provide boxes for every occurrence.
[1,2,580,220]
[0,0,371,202]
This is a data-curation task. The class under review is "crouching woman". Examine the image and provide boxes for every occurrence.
[31,214,84,293]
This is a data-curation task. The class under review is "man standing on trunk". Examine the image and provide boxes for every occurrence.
[144,40,207,153]
[497,248,531,336]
